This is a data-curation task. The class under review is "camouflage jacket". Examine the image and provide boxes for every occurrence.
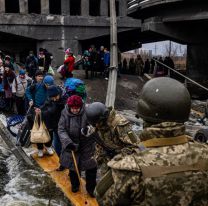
[95,109,140,174]
[95,122,208,206]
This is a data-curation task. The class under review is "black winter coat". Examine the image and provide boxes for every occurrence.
[41,96,65,131]
[58,105,96,171]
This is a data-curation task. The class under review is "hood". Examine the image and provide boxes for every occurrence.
[63,104,85,117]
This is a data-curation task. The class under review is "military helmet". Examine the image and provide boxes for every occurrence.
[137,77,191,123]
[85,102,109,125]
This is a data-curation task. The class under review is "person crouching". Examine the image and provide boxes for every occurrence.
[58,95,97,197]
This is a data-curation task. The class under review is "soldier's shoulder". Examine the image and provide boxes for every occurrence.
[108,153,141,172]
[112,113,129,127]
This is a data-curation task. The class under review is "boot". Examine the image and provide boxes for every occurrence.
[56,165,65,171]
[69,170,80,193]
[86,167,97,197]
[45,146,54,155]
[72,185,79,193]
[87,190,95,198]
[38,149,44,158]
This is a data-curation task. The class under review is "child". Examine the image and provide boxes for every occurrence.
[26,71,54,157]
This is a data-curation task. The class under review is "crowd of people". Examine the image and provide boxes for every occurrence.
[0,49,54,113]
[122,55,175,77]
[1,47,208,205]
[57,45,111,80]
[82,45,111,79]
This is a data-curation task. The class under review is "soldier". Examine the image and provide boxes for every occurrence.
[86,77,208,206]
[85,102,140,175]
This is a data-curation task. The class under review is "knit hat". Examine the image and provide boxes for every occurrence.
[4,63,12,69]
[39,48,44,52]
[47,85,60,97]
[65,48,73,55]
[67,95,83,108]
[35,70,44,76]
[43,75,54,86]
[4,55,11,61]
[19,69,26,75]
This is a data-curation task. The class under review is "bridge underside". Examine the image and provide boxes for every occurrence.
[128,0,208,78]
[0,14,141,65]
[81,28,142,52]
[0,27,141,65]
[0,32,36,62]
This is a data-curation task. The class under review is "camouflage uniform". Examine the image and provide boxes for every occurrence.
[95,108,140,174]
[95,122,208,206]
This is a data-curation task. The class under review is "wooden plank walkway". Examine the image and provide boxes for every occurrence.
[32,152,99,206]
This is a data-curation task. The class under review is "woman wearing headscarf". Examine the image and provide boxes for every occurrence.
[58,95,97,197]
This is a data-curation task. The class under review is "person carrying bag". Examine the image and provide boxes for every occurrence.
[31,112,54,157]
[30,113,50,144]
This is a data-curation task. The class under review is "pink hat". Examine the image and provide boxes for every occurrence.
[65,48,72,55]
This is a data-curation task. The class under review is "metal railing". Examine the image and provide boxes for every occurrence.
[154,59,208,92]
[127,0,139,9]
[128,0,183,10]
[127,0,148,9]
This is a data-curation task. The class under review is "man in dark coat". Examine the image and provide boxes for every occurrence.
[144,58,151,74]
[39,85,65,160]
[38,48,53,74]
[25,51,38,79]
[58,95,97,197]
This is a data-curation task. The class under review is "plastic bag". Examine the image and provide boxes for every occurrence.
[48,66,55,75]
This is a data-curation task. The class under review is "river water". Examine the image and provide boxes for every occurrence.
[0,100,206,206]
[0,114,70,206]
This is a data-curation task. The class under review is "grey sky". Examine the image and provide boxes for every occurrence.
[142,41,187,56]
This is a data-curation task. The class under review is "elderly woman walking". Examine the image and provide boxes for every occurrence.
[58,95,97,197]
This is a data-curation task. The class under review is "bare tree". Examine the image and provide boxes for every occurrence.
[163,41,180,57]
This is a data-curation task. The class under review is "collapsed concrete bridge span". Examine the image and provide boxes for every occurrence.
[0,0,141,65]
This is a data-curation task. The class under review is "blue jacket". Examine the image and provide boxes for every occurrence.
[104,52,110,66]
[26,82,48,108]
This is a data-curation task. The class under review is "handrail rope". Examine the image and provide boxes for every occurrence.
[153,59,208,92]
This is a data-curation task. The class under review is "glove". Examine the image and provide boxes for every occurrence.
[66,143,79,152]
[81,127,88,136]
[29,100,34,107]
[81,125,95,137]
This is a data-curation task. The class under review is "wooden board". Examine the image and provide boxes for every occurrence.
[191,109,204,117]
[32,152,99,206]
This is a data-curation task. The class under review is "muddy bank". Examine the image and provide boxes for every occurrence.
[56,70,144,111]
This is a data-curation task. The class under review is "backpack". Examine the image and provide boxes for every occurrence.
[64,78,87,101]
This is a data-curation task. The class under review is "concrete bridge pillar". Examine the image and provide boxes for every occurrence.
[41,0,49,15]
[100,0,108,16]
[61,0,70,15]
[19,0,28,14]
[81,0,89,16]
[187,45,208,80]
[119,0,127,16]
[0,0,5,13]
